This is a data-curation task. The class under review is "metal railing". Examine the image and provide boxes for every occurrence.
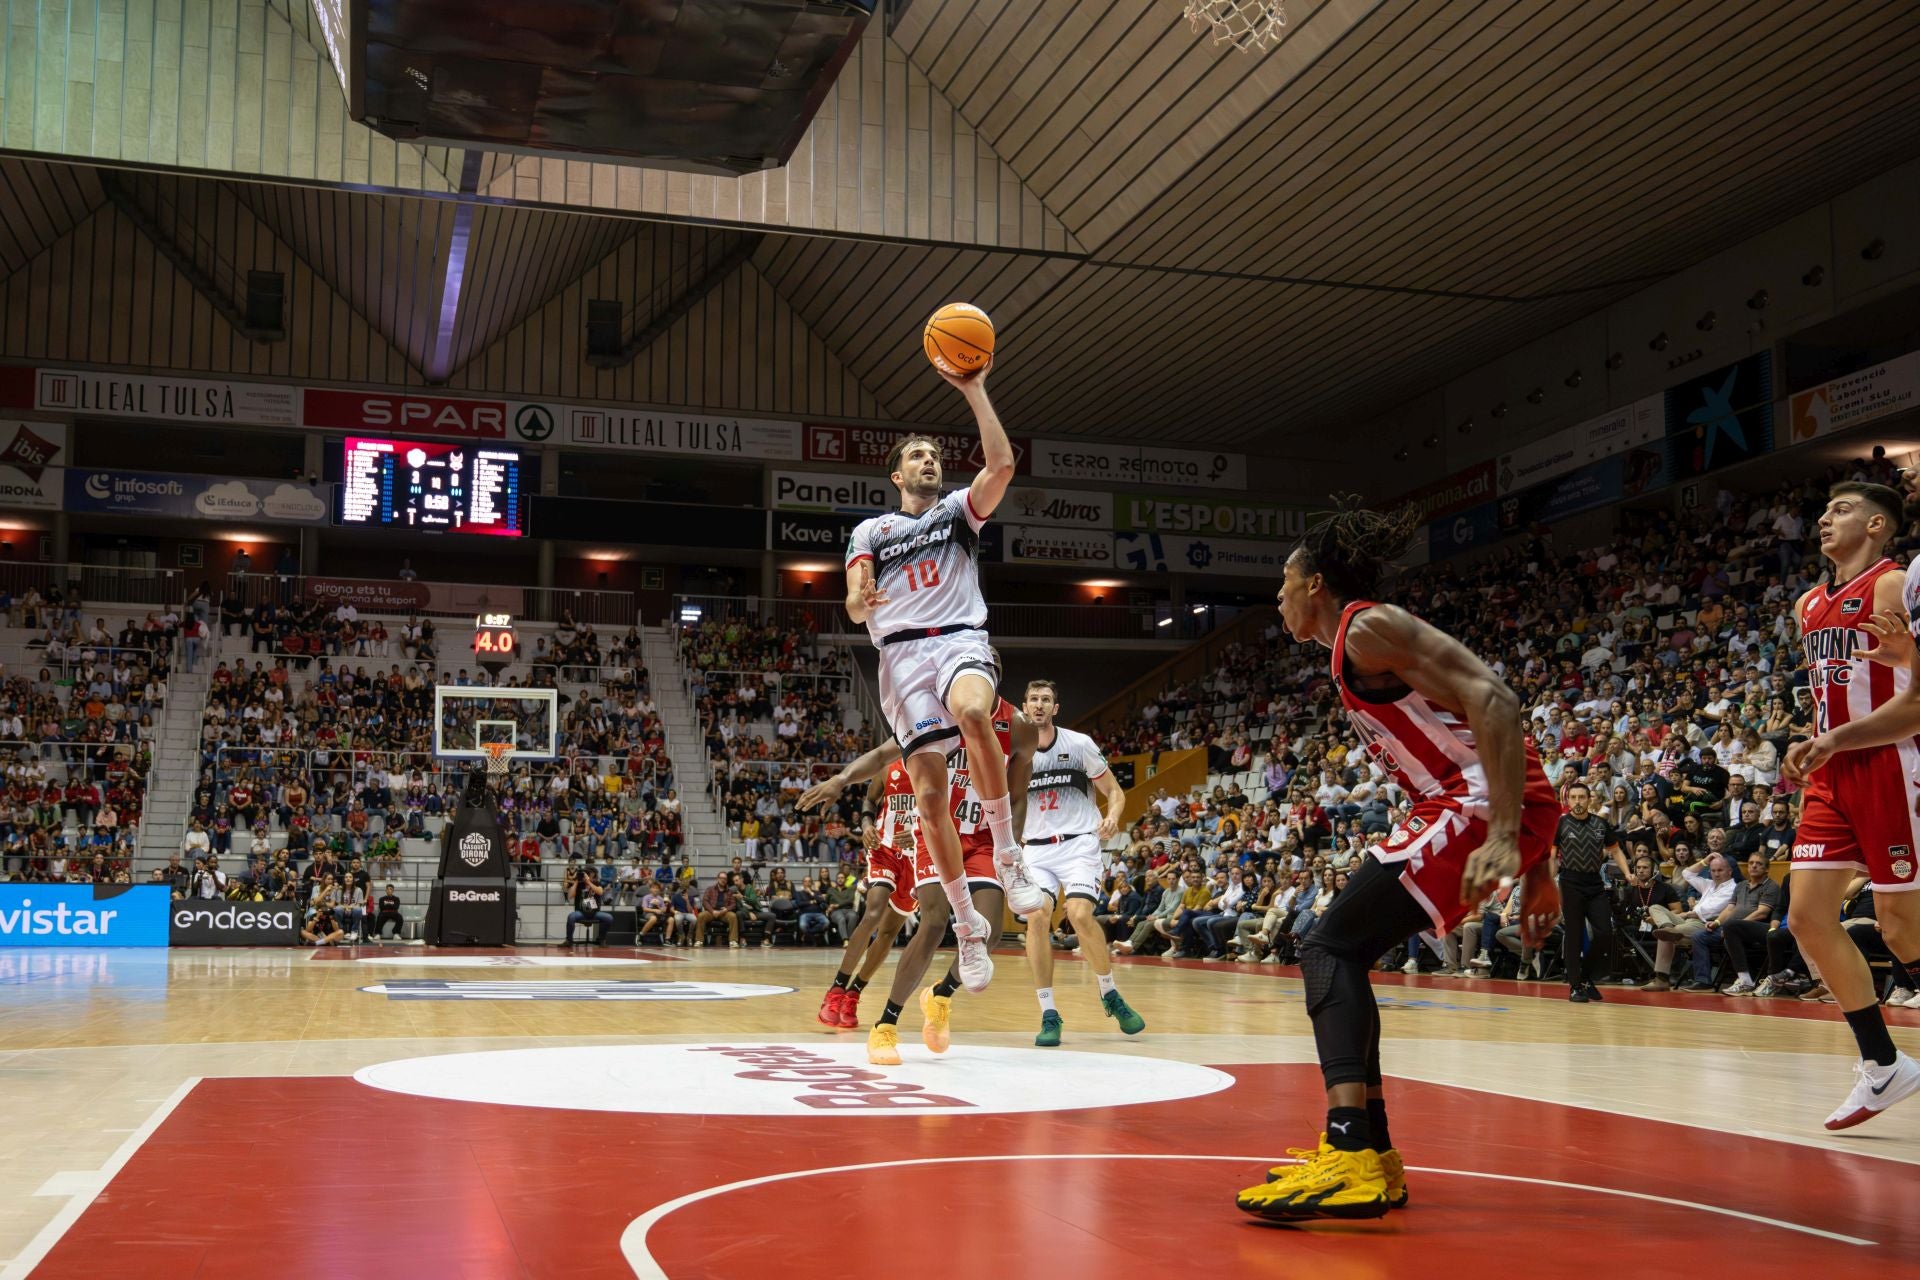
[671,592,1224,641]
[218,572,637,627]
[0,561,187,611]
[204,745,675,795]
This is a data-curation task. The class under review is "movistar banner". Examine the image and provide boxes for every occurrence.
[0,884,169,947]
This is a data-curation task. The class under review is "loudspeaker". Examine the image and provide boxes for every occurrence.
[244,271,285,340]
[587,299,622,358]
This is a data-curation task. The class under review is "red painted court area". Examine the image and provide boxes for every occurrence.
[30,1061,1920,1279]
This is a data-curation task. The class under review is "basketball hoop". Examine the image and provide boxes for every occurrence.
[1184,0,1286,52]
[482,741,513,778]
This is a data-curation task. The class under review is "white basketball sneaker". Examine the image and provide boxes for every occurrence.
[1003,853,1050,917]
[953,909,996,993]
[1824,1052,1920,1130]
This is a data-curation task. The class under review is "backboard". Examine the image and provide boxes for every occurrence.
[433,686,559,762]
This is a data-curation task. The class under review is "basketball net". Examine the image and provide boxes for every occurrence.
[483,741,513,779]
[1184,0,1286,52]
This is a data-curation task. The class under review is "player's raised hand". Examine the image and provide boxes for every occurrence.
[1859,608,1917,668]
[860,576,890,612]
[935,354,990,394]
[1782,735,1836,785]
[797,775,847,812]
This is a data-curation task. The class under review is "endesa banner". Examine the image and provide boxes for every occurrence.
[0,884,169,947]
[170,900,302,946]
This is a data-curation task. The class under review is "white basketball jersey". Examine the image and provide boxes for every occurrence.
[1024,725,1109,841]
[845,488,989,643]
[1906,557,1920,632]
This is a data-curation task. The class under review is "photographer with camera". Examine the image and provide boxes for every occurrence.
[563,861,613,945]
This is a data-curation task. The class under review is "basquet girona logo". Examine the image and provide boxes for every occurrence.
[458,832,490,868]
[352,1041,1233,1117]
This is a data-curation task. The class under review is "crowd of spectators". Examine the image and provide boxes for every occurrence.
[681,616,866,868]
[0,602,167,883]
[1074,452,1920,1006]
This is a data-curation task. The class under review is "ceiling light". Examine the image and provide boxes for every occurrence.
[1526,388,1545,405]
[1802,265,1824,286]
[1649,332,1669,352]
[1604,352,1624,370]
[1564,370,1582,388]
[1697,311,1717,332]
[1746,289,1770,311]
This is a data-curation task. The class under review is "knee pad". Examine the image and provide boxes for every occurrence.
[1299,936,1338,1014]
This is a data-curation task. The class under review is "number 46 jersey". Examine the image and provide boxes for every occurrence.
[845,488,989,645]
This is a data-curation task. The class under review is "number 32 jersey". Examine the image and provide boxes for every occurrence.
[1025,726,1110,841]
[845,488,988,644]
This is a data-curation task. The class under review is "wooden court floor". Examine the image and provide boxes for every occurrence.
[3,943,1919,1279]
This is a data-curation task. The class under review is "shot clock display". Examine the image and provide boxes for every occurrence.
[472,613,516,673]
[338,437,525,536]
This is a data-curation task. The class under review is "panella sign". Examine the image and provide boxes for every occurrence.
[302,390,509,440]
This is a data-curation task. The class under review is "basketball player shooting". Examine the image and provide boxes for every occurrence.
[1776,480,1920,1127]
[1236,497,1561,1222]
[844,361,1020,995]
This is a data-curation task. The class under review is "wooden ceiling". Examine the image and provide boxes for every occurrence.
[4,0,1918,447]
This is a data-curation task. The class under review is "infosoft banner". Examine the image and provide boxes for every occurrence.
[169,900,302,946]
[0,884,170,947]
[63,469,331,524]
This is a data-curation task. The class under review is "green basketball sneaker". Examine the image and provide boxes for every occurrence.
[1102,989,1146,1035]
[1035,1009,1063,1047]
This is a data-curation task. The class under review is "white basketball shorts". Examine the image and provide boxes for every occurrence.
[1022,833,1105,905]
[877,628,998,759]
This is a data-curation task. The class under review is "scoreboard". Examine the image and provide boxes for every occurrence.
[338,437,525,536]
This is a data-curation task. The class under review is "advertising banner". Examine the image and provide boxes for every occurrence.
[1004,525,1114,567]
[1111,531,1290,579]
[769,510,863,554]
[0,419,68,509]
[1031,440,1245,490]
[0,884,170,947]
[569,409,801,459]
[802,422,1028,474]
[1664,352,1773,480]
[1499,455,1623,531]
[301,576,526,616]
[1496,396,1662,495]
[1114,493,1315,540]
[302,389,514,441]
[1427,502,1499,559]
[169,900,302,946]
[64,470,331,524]
[771,469,895,512]
[1787,350,1920,445]
[998,485,1112,529]
[1386,459,1497,523]
[37,370,298,425]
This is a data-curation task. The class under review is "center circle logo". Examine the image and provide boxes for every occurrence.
[353,1041,1234,1116]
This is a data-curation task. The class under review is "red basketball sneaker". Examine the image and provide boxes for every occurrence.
[817,987,847,1028]
[838,988,863,1028]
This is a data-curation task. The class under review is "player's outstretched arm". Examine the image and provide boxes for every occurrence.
[946,362,1015,519]
[1341,604,1525,898]
[844,557,886,625]
[1092,767,1126,842]
[798,740,901,811]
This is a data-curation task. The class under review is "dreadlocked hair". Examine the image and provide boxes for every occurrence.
[1293,493,1420,603]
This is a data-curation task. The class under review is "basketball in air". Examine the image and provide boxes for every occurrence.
[924,302,994,377]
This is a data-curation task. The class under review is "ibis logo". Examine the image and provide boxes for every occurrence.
[353,1041,1233,1117]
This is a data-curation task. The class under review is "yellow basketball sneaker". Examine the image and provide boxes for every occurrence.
[919,988,952,1054]
[1237,1146,1390,1221]
[1379,1147,1409,1209]
[867,1022,902,1066]
[1264,1133,1331,1184]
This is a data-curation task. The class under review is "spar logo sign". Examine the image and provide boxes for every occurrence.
[352,1041,1234,1116]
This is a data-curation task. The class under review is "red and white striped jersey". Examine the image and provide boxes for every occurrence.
[1331,600,1544,805]
[877,762,916,855]
[1801,557,1908,736]
[947,697,1016,850]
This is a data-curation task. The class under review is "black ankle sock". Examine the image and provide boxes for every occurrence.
[1844,1004,1899,1067]
[1895,958,1920,989]
[932,974,960,999]
[831,970,851,990]
[878,999,903,1027]
[1366,1098,1392,1152]
[1325,1106,1371,1153]
[849,976,868,994]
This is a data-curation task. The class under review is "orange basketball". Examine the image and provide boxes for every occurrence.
[924,302,994,377]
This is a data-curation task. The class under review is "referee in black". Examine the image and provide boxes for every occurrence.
[1554,782,1631,1003]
